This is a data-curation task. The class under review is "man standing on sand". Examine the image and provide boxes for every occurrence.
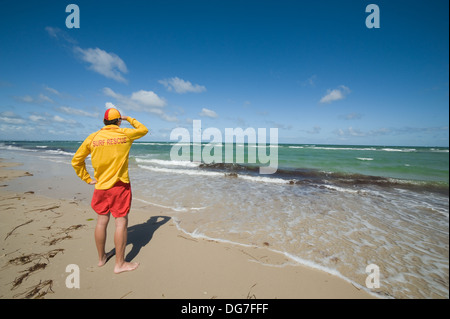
[72,108,148,274]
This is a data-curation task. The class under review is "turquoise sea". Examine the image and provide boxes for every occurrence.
[1,141,449,298]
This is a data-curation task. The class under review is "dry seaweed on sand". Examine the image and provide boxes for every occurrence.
[11,262,48,290]
[7,248,64,266]
[4,219,33,240]
[28,204,60,212]
[246,283,257,299]
[62,224,85,232]
[44,224,85,246]
[45,234,73,246]
[7,249,61,295]
[13,279,54,299]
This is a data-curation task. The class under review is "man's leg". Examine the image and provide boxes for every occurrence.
[95,213,111,267]
[114,215,139,274]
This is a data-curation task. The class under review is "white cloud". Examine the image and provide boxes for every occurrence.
[346,126,365,137]
[28,113,76,125]
[29,115,45,122]
[199,108,218,118]
[103,87,177,122]
[45,26,59,38]
[57,106,98,118]
[0,111,15,118]
[0,111,25,125]
[344,112,362,120]
[307,126,321,134]
[74,47,128,83]
[44,86,61,96]
[301,75,317,87]
[38,93,54,103]
[105,102,116,109]
[266,120,292,130]
[103,87,120,99]
[149,109,178,122]
[103,87,167,110]
[15,94,53,104]
[159,77,206,93]
[17,95,34,103]
[335,126,391,138]
[320,85,351,104]
[45,26,77,44]
[53,115,76,124]
[131,90,166,108]
[30,114,76,125]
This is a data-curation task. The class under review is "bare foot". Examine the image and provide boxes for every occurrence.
[98,251,115,267]
[114,262,139,274]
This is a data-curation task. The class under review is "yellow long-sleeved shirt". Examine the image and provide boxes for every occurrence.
[72,117,148,190]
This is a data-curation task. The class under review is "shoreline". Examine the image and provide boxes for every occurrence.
[0,157,376,299]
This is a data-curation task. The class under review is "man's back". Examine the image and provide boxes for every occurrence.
[72,116,148,189]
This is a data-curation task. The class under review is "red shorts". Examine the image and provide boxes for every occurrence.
[91,181,132,218]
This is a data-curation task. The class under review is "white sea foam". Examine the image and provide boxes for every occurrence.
[172,217,256,248]
[430,148,449,153]
[0,144,37,152]
[138,165,224,177]
[278,251,384,298]
[248,144,279,148]
[357,157,374,161]
[381,148,416,152]
[322,184,361,194]
[135,158,200,168]
[309,146,377,151]
[300,146,422,153]
[44,149,75,156]
[37,156,71,165]
[138,164,290,185]
[134,198,208,212]
[238,174,288,184]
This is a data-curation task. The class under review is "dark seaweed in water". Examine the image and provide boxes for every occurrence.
[199,162,259,173]
[199,162,449,195]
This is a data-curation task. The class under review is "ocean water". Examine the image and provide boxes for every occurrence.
[1,141,448,298]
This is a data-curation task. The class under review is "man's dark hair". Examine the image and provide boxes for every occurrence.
[104,118,121,126]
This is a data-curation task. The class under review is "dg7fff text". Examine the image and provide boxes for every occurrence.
[225,303,268,314]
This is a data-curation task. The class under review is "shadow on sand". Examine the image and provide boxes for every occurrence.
[124,215,171,262]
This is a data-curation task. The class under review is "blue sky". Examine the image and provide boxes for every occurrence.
[0,0,448,146]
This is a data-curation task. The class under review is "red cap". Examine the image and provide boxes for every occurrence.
[104,108,121,121]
